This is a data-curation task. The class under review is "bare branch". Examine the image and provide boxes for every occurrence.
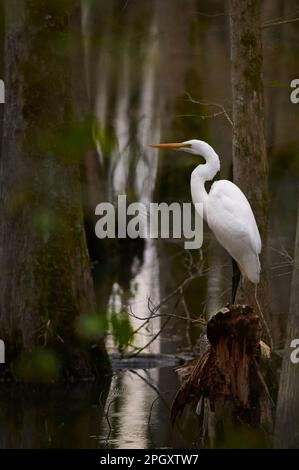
[184,91,234,127]
[263,17,299,29]
[180,287,193,351]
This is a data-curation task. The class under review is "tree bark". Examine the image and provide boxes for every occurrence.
[0,0,110,380]
[275,192,299,448]
[171,305,273,447]
[229,0,271,333]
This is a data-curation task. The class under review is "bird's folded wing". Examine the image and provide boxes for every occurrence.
[207,180,262,254]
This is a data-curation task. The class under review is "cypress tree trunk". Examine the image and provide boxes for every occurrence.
[0,0,110,381]
[275,193,299,448]
[229,0,272,335]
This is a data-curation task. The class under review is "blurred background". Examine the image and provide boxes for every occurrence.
[0,0,298,449]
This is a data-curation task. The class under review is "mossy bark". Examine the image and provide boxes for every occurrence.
[229,0,271,332]
[0,0,110,381]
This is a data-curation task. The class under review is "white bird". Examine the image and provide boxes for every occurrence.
[150,139,261,303]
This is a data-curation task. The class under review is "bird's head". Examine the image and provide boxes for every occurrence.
[150,139,211,158]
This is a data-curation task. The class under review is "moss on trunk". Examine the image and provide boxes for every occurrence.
[0,0,110,381]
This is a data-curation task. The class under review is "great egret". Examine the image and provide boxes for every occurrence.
[150,139,261,303]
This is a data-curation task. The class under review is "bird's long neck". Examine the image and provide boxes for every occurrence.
[190,143,220,218]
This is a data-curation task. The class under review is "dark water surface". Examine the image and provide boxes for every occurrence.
[0,366,196,449]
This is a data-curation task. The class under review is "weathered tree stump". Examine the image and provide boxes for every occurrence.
[171,305,274,446]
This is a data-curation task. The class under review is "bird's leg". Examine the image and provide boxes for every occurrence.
[231,258,241,304]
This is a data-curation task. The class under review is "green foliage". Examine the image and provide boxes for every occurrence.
[110,311,135,353]
[76,310,135,353]
[92,120,117,158]
[76,312,108,341]
[14,348,60,382]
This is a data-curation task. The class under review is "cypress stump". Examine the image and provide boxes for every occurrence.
[171,305,274,446]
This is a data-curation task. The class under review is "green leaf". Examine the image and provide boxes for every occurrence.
[76,312,108,340]
[110,311,134,353]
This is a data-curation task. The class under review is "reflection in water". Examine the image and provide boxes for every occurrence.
[129,240,160,352]
[105,370,158,449]
[103,240,163,449]
[98,368,191,449]
[92,18,163,454]
[0,370,188,449]
[106,240,160,352]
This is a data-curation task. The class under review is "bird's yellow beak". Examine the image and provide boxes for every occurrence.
[149,142,188,149]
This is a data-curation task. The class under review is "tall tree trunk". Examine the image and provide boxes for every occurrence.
[275,193,299,448]
[0,0,109,381]
[229,0,272,338]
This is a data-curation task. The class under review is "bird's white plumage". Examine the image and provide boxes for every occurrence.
[151,138,262,286]
[206,180,261,283]
[184,139,261,285]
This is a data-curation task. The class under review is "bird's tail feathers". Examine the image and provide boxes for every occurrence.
[241,252,260,284]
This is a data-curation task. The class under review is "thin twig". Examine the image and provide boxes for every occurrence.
[148,396,159,425]
[103,397,117,447]
[184,91,233,127]
[127,317,171,358]
[263,17,299,29]
[180,288,193,351]
[129,369,188,444]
